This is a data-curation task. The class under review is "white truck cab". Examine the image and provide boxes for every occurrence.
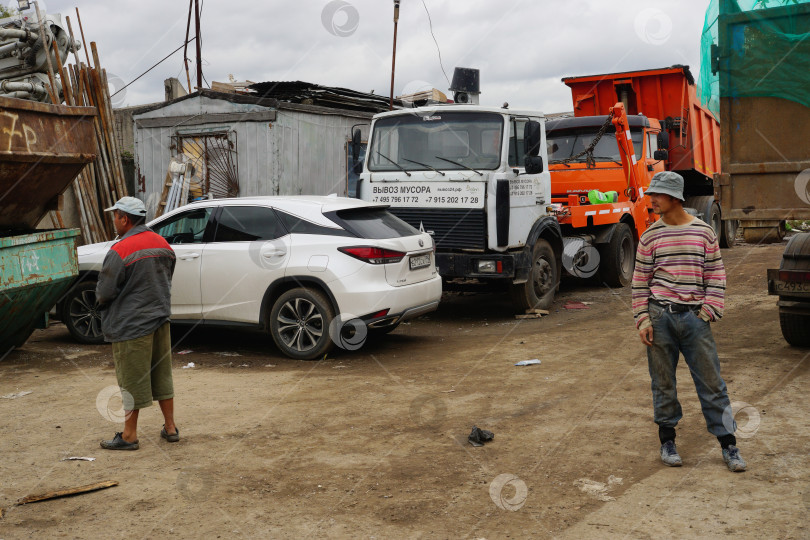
[355,103,563,311]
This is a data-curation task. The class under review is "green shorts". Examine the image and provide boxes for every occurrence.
[112,322,174,410]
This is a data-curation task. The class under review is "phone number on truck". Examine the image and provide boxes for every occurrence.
[371,195,479,205]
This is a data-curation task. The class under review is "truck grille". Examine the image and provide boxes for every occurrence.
[389,208,486,250]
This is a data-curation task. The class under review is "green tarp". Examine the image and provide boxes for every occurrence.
[699,0,810,117]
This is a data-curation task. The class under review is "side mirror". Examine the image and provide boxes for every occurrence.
[525,156,544,174]
[653,149,669,161]
[657,131,669,149]
[351,128,362,164]
[524,120,542,157]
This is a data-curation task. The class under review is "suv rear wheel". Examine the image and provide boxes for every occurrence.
[61,280,105,344]
[269,287,335,360]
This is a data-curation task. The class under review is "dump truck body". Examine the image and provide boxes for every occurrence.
[563,65,721,185]
[0,96,96,355]
[710,1,810,345]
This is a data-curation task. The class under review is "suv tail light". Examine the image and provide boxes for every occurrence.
[338,246,406,264]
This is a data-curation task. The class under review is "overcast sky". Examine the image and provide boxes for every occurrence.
[39,0,711,114]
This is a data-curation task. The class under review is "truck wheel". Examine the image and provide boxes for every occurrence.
[269,287,335,360]
[720,219,739,248]
[511,239,557,312]
[779,308,810,347]
[598,223,635,288]
[60,280,105,344]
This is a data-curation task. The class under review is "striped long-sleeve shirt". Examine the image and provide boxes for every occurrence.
[632,217,726,330]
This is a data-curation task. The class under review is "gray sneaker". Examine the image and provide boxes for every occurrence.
[660,440,682,467]
[722,445,747,472]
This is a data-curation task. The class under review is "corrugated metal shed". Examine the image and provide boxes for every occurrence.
[133,89,372,218]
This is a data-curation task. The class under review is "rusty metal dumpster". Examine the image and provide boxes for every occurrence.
[0,229,81,354]
[0,96,97,355]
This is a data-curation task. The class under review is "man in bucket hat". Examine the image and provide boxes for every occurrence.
[96,197,179,450]
[632,172,746,472]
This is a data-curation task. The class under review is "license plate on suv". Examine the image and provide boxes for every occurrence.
[409,253,431,270]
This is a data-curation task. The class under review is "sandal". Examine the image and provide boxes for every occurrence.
[161,425,180,443]
[100,432,139,451]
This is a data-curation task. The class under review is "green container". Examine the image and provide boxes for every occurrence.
[0,228,80,356]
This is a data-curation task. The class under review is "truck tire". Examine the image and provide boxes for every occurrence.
[686,196,722,240]
[777,232,810,346]
[720,218,739,248]
[511,239,557,312]
[598,223,635,288]
[778,308,810,347]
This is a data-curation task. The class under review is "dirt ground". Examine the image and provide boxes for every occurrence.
[1,241,808,539]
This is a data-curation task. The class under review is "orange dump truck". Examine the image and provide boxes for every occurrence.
[547,65,732,287]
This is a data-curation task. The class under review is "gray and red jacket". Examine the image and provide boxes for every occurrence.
[96,225,176,342]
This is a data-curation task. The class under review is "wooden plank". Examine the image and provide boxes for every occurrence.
[134,111,276,129]
[16,480,118,506]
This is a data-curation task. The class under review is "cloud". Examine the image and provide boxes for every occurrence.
[45,0,708,112]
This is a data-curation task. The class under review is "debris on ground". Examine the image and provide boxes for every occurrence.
[1,391,32,399]
[15,480,119,506]
[564,302,590,310]
[573,475,623,501]
[181,362,196,369]
[264,364,276,368]
[214,352,241,357]
[516,314,543,320]
[176,350,193,355]
[514,359,541,366]
[468,426,494,447]
[61,456,95,462]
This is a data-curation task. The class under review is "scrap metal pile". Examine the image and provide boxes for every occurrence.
[0,5,127,243]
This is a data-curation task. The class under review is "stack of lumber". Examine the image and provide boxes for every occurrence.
[57,10,128,243]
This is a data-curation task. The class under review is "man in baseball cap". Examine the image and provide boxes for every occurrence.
[631,172,746,472]
[97,197,179,450]
[104,196,147,218]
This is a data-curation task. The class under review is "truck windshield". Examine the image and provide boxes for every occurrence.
[547,128,643,164]
[368,112,503,173]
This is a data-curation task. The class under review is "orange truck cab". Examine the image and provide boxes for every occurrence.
[546,65,728,287]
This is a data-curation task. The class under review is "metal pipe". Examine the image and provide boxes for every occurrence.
[64,17,85,100]
[0,40,24,57]
[194,0,202,91]
[0,28,29,40]
[0,80,47,94]
[33,1,59,103]
[75,8,92,67]
[389,0,400,111]
[184,0,193,93]
[52,35,73,105]
[0,90,32,99]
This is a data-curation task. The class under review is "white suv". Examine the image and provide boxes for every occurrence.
[60,196,442,359]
